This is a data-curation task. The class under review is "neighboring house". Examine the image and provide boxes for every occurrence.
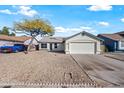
[98,31,124,52]
[0,34,31,46]
[24,35,44,45]
[38,31,103,54]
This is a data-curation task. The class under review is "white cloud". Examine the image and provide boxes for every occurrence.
[121,18,124,22]
[98,21,109,26]
[88,5,112,11]
[18,6,38,17]
[55,27,67,32]
[0,9,16,15]
[55,26,96,33]
[0,6,38,17]
[54,26,97,36]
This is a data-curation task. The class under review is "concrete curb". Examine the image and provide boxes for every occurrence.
[0,82,102,88]
[104,55,124,62]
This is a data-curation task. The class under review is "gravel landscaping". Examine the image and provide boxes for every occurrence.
[1,51,124,87]
[0,50,96,87]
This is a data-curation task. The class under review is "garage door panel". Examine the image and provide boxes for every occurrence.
[69,42,95,54]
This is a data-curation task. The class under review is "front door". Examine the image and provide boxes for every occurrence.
[50,43,52,51]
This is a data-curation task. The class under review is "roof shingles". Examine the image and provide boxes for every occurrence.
[98,34,124,41]
[40,37,64,43]
[0,35,31,42]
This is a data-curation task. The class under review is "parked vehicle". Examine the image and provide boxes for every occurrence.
[0,46,13,53]
[0,44,26,53]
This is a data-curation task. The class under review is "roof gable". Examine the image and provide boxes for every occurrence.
[66,31,103,41]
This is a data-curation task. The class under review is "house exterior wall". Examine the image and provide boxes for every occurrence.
[39,43,64,52]
[24,39,39,45]
[0,40,23,46]
[65,34,101,54]
[98,35,118,51]
[47,43,50,51]
[118,40,124,50]
[39,43,48,50]
[51,43,64,51]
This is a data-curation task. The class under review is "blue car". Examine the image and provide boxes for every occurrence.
[0,44,26,53]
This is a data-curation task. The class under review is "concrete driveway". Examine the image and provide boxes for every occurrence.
[104,52,124,61]
[71,54,124,87]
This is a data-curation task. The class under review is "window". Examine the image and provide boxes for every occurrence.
[121,41,124,47]
[54,43,57,48]
[41,43,47,48]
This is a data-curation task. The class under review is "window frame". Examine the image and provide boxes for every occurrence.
[41,43,47,48]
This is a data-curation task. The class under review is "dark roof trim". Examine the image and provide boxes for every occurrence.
[65,31,104,41]
[115,31,124,34]
[40,41,64,43]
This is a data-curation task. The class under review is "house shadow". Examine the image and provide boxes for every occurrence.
[48,51,65,54]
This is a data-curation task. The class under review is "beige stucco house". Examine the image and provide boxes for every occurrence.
[0,31,103,54]
[38,31,103,54]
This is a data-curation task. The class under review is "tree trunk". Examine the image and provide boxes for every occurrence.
[27,37,34,53]
[26,34,40,53]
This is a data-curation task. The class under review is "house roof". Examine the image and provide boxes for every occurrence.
[39,31,103,43]
[40,36,64,43]
[98,34,124,41]
[66,31,103,41]
[0,34,31,42]
[115,31,124,35]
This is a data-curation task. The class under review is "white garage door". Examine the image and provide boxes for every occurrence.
[69,42,95,54]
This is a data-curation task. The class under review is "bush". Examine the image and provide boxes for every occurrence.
[101,45,108,53]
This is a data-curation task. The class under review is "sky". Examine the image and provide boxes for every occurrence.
[0,5,124,37]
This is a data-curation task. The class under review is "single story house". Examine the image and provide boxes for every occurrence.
[38,31,103,54]
[0,34,31,46]
[39,36,65,52]
[98,31,124,52]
